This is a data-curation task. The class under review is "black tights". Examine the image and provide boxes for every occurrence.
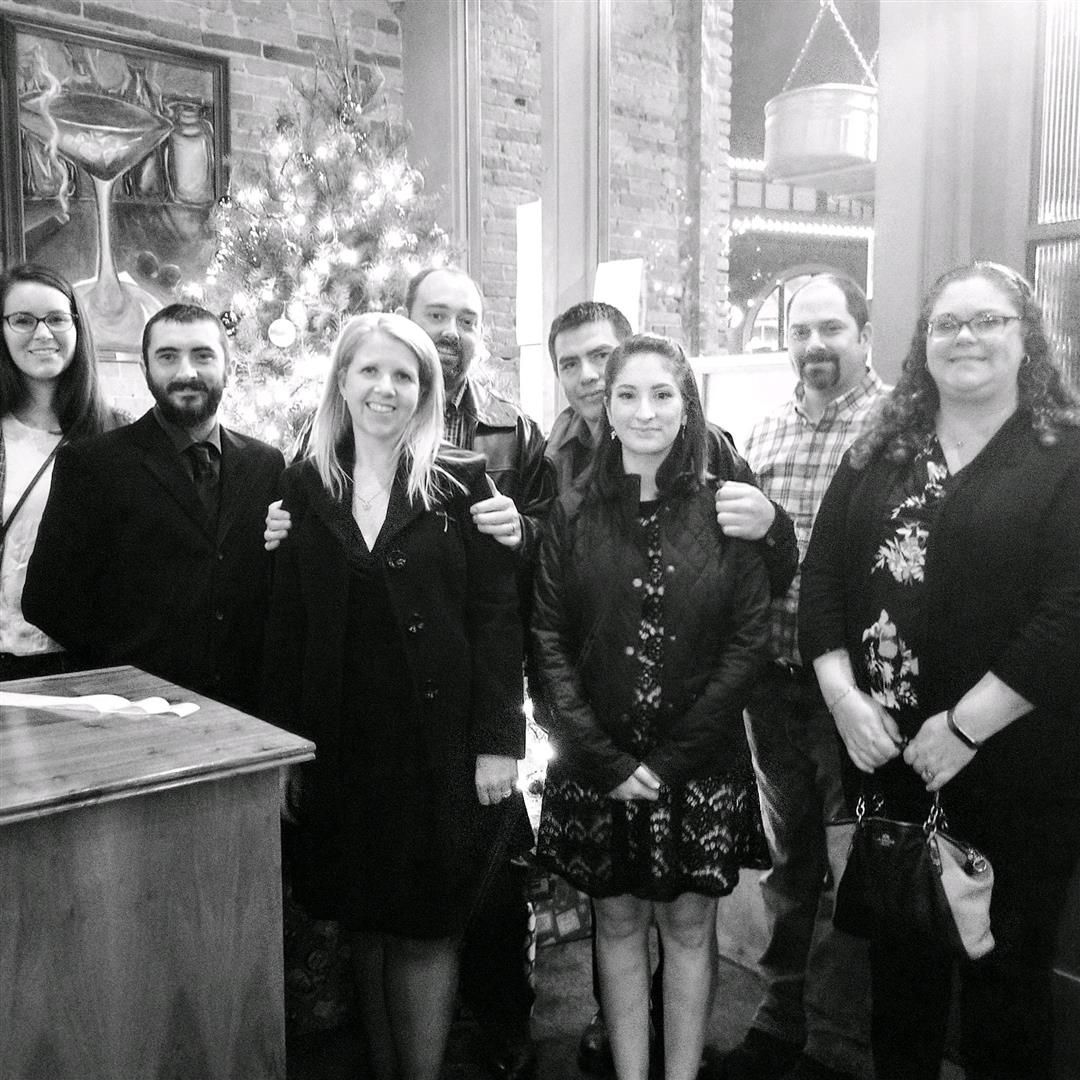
[351,930,460,1080]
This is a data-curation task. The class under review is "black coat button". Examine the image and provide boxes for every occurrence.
[407,613,425,634]
[421,680,439,701]
[386,549,407,571]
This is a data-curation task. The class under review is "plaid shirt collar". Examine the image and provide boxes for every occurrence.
[791,367,885,423]
[748,367,887,667]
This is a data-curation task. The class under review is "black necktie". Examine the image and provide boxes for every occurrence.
[186,442,219,520]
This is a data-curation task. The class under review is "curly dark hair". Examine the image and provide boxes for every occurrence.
[585,333,708,504]
[850,261,1080,468]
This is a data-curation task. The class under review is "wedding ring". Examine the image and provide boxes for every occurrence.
[922,767,933,781]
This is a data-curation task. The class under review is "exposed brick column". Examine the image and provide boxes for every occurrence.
[683,0,733,355]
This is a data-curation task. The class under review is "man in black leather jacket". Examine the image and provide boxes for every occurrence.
[403,267,554,1080]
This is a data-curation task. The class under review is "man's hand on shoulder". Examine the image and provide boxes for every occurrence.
[265,500,292,551]
[716,480,776,540]
[470,478,523,549]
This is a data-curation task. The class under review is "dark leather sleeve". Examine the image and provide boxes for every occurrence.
[515,414,557,565]
[708,425,798,598]
[460,461,527,758]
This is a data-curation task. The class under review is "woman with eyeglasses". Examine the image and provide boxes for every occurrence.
[0,263,122,681]
[799,262,1080,1080]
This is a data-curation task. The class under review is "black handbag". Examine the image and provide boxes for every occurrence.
[831,790,995,960]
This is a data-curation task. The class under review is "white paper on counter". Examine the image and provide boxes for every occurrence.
[0,692,199,718]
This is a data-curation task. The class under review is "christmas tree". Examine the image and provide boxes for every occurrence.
[198,41,456,450]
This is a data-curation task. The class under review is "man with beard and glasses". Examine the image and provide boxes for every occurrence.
[23,304,284,714]
[709,275,884,1080]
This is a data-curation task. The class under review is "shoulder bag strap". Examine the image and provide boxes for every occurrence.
[0,437,64,542]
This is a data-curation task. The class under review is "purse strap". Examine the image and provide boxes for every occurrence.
[854,782,944,833]
[0,437,64,542]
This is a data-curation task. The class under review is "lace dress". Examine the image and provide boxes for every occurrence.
[537,501,766,900]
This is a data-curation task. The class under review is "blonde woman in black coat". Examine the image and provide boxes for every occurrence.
[262,313,524,1080]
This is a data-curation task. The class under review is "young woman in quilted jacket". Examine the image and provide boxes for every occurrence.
[532,333,772,1080]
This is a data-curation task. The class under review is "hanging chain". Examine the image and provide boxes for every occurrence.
[831,3,878,87]
[782,0,829,93]
[863,48,880,87]
[781,0,878,93]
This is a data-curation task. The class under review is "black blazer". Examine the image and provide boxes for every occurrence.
[23,410,284,712]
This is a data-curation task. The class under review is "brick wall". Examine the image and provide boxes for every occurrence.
[477,0,542,359]
[471,0,733,357]
[2,0,404,411]
[609,0,733,351]
[0,0,405,171]
[4,0,733,372]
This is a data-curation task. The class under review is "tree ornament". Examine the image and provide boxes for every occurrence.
[267,317,297,349]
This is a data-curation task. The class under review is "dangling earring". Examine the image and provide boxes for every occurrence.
[1021,353,1031,367]
[609,429,617,441]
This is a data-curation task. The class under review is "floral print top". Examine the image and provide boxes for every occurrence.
[861,437,950,727]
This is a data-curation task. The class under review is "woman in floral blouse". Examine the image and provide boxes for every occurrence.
[799,262,1080,1080]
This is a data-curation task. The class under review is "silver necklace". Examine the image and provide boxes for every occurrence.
[353,483,388,511]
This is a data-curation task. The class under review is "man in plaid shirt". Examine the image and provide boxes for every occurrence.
[712,275,886,1080]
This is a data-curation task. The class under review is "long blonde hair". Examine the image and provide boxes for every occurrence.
[309,312,453,508]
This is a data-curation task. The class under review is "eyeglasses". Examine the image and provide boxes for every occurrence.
[926,313,1021,342]
[3,311,77,334]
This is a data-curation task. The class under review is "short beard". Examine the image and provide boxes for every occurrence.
[150,378,224,428]
[799,348,841,391]
[435,334,469,388]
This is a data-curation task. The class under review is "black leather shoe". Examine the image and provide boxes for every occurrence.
[489,1038,539,1080]
[577,1011,615,1076]
[711,1029,802,1080]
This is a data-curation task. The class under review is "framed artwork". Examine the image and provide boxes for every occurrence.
[0,15,229,353]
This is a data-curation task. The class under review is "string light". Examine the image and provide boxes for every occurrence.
[730,214,875,240]
[728,156,766,173]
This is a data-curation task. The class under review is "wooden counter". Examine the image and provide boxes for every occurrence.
[0,666,314,1080]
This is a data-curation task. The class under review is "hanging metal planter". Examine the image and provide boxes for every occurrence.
[763,0,878,197]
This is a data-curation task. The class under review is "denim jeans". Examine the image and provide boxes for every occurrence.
[743,665,872,1079]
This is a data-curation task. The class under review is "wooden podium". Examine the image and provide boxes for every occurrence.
[0,666,314,1080]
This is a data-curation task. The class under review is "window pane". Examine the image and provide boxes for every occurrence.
[1033,237,1080,388]
[1036,0,1080,225]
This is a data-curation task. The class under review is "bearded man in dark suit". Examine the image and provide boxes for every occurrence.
[24,303,284,714]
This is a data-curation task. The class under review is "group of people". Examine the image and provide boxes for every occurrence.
[2,256,1077,1080]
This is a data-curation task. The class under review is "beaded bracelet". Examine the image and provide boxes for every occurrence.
[825,684,856,712]
[946,707,984,750]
